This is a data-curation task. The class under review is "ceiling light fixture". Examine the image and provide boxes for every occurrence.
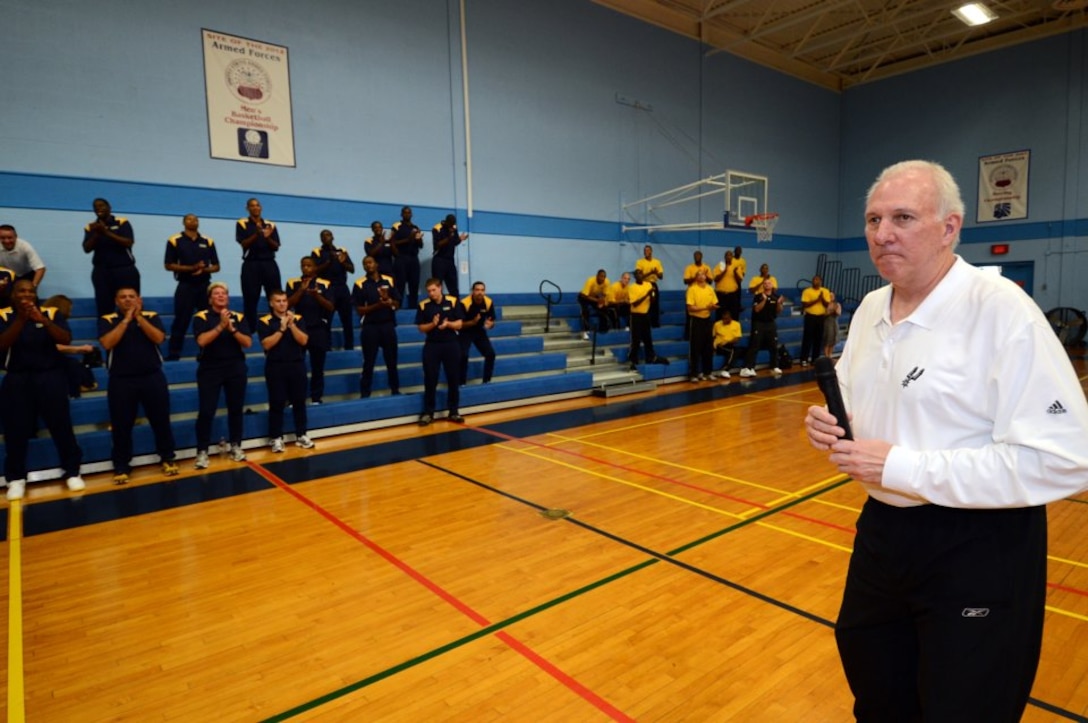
[952,3,999,26]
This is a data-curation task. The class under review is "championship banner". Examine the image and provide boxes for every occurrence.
[977,150,1029,223]
[202,29,295,167]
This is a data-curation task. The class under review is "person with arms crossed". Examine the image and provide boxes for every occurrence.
[164,214,220,360]
[83,198,140,317]
[609,271,632,331]
[0,280,85,500]
[804,160,1088,722]
[257,291,315,453]
[352,255,401,398]
[236,197,282,326]
[98,287,178,484]
[416,277,464,426]
[0,224,46,295]
[311,229,355,351]
[685,269,718,381]
[192,282,252,469]
[459,281,497,385]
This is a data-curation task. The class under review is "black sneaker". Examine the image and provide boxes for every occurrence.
[418,413,433,427]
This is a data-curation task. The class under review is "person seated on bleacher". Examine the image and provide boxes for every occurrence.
[98,287,179,485]
[747,263,778,294]
[609,272,631,331]
[257,290,315,453]
[577,269,611,340]
[459,281,496,385]
[286,256,334,405]
[192,281,252,469]
[43,294,99,398]
[712,309,742,380]
[0,279,85,500]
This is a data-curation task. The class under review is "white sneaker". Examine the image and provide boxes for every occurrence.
[581,332,590,340]
[6,480,26,501]
[739,368,756,378]
[66,476,86,492]
[297,434,315,449]
[270,437,285,453]
[772,367,783,376]
[720,370,731,379]
[195,451,210,469]
[229,445,247,462]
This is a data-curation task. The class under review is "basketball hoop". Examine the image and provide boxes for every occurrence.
[745,213,779,243]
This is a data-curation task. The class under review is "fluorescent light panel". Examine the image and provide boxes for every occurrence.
[952,3,998,26]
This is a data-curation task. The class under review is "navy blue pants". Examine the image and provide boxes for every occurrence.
[422,340,459,415]
[329,283,354,351]
[169,282,209,357]
[431,256,458,298]
[240,258,281,326]
[108,369,175,473]
[265,360,308,439]
[1,369,83,481]
[360,322,400,397]
[460,329,495,385]
[195,361,247,450]
[395,255,421,310]
[92,264,141,317]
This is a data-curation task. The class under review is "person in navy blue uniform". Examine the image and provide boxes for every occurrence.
[0,263,16,308]
[390,206,424,309]
[415,277,464,426]
[164,214,220,360]
[286,256,334,405]
[364,221,396,280]
[192,282,252,469]
[83,198,140,317]
[235,197,282,327]
[311,229,355,351]
[98,287,178,484]
[0,279,85,500]
[431,214,468,299]
[352,255,401,398]
[257,291,315,453]
[459,281,497,386]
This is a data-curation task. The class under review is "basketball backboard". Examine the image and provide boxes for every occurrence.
[724,170,769,227]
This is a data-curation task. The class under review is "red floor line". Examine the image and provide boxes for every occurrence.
[245,461,631,721]
[1047,581,1088,598]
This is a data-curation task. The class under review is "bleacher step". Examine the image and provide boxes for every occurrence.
[592,379,658,397]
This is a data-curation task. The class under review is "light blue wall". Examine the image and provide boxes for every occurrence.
[2,0,1085,311]
[838,30,1088,312]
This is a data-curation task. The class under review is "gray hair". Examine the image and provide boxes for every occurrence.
[867,160,964,247]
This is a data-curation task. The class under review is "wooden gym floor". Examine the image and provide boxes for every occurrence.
[3,362,1087,721]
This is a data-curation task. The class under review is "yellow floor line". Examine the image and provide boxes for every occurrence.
[8,501,25,723]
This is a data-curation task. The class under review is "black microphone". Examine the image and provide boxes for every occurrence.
[814,356,853,440]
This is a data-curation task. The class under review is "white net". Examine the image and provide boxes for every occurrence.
[748,213,779,243]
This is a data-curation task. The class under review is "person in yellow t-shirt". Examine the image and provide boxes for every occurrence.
[685,269,718,380]
[713,249,744,321]
[627,269,667,369]
[799,274,832,366]
[608,271,632,331]
[748,263,777,294]
[635,245,664,327]
[683,250,712,286]
[712,309,742,379]
[577,269,611,339]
